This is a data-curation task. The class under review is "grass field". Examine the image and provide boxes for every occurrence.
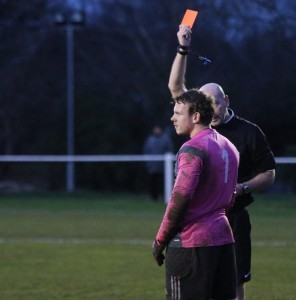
[0,192,295,299]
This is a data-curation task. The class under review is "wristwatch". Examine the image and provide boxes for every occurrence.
[242,184,251,195]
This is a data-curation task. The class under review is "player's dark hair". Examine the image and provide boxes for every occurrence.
[175,89,214,125]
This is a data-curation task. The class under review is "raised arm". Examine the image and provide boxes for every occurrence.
[168,25,192,99]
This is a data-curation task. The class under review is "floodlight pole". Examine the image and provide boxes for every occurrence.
[55,8,84,192]
[66,23,75,192]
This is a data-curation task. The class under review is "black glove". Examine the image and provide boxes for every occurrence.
[152,239,166,266]
[232,195,254,210]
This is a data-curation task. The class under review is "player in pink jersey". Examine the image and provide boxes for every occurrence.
[152,89,239,299]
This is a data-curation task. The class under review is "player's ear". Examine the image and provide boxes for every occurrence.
[224,95,230,107]
[192,112,200,124]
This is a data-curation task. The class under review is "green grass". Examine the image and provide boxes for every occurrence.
[0,192,295,299]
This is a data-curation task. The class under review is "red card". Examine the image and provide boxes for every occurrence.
[181,9,198,29]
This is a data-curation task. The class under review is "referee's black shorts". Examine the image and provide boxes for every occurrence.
[227,208,252,284]
[165,244,237,300]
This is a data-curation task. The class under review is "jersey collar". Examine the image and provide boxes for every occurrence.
[224,108,235,124]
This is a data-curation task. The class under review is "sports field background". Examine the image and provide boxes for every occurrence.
[0,192,295,299]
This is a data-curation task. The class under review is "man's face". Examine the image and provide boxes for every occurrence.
[210,95,229,127]
[199,84,229,127]
[171,102,194,136]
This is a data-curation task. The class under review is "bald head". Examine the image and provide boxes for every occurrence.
[199,83,225,100]
[199,83,230,126]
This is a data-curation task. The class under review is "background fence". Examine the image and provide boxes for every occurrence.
[0,155,295,202]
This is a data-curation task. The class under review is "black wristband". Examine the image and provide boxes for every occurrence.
[177,45,189,56]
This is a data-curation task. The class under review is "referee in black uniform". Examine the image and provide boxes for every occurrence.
[207,89,276,299]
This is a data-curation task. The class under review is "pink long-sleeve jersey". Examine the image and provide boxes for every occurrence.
[156,128,239,248]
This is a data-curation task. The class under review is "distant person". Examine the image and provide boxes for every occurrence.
[168,24,276,300]
[152,89,239,299]
[143,125,173,201]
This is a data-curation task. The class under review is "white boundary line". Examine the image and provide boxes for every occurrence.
[0,238,152,245]
[0,238,295,247]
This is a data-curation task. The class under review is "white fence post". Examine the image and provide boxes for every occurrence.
[164,153,175,204]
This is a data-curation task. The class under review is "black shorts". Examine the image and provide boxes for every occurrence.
[227,209,252,284]
[165,244,237,300]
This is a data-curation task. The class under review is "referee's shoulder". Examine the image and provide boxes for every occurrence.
[234,115,261,132]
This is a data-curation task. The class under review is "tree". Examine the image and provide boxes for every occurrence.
[1,0,295,191]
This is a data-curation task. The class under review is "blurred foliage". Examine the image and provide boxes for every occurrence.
[0,0,295,191]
